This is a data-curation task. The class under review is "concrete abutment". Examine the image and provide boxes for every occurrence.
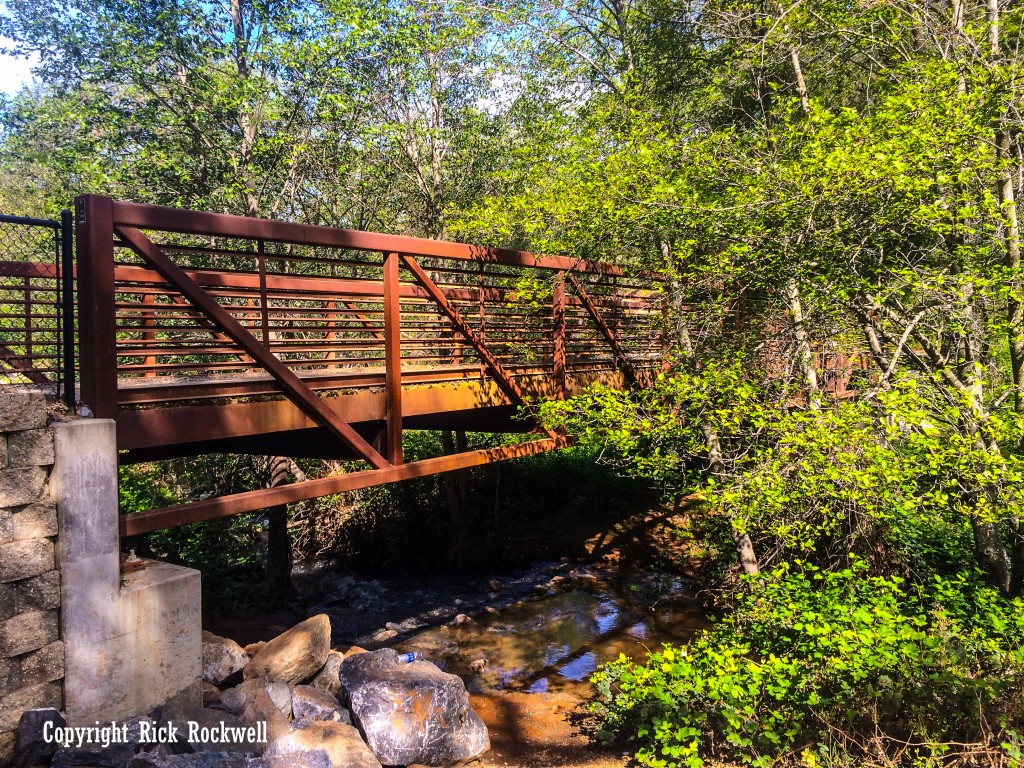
[0,390,202,767]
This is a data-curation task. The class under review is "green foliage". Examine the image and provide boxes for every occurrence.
[119,461,267,611]
[591,562,1024,767]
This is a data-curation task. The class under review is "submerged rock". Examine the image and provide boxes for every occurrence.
[129,754,262,768]
[244,615,331,685]
[51,743,136,767]
[261,750,332,768]
[338,649,489,767]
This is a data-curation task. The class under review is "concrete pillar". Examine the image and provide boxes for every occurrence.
[53,420,201,724]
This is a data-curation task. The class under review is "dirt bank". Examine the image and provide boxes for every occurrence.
[471,691,625,768]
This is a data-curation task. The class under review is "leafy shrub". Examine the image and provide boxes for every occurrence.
[589,561,1024,767]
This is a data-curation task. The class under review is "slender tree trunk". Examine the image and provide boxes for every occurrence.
[785,278,821,409]
[265,456,295,600]
[986,0,1024,410]
[789,48,810,114]
[704,423,760,575]
[963,378,1013,595]
[1011,518,1024,596]
[969,501,1012,595]
[778,35,820,410]
[442,430,472,552]
[983,0,1022,592]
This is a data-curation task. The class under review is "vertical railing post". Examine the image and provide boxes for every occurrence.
[257,239,270,347]
[60,208,76,410]
[23,275,32,366]
[552,271,566,399]
[326,300,338,368]
[478,262,486,381]
[142,293,157,377]
[75,195,118,418]
[383,252,403,465]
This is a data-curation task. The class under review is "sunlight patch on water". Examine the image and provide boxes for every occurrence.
[398,582,709,695]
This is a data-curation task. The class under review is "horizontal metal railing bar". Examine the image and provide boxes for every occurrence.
[0,213,61,228]
[110,266,654,311]
[110,199,633,276]
[0,261,59,278]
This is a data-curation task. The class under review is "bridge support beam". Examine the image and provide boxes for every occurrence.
[53,419,201,724]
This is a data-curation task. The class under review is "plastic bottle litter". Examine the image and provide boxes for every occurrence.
[398,652,421,663]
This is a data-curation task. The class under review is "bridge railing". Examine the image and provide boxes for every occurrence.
[75,196,661,458]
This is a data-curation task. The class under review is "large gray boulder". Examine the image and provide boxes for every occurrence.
[202,631,249,685]
[338,649,489,767]
[244,615,331,685]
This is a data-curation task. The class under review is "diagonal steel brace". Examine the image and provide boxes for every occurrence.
[115,225,392,469]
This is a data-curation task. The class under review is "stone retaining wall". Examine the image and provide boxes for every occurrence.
[0,389,62,766]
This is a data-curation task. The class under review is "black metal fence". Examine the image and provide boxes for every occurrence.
[0,211,75,407]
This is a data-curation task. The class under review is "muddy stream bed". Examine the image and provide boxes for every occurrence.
[211,557,711,767]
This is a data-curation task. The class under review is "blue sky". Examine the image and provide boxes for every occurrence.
[0,48,36,94]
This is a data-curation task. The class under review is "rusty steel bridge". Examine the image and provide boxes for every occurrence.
[0,196,662,536]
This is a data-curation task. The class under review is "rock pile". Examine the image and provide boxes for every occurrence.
[11,614,489,768]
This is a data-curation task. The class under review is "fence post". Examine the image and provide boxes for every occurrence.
[60,208,76,410]
[383,252,403,465]
[75,195,118,418]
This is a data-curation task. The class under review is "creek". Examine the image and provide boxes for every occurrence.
[288,560,710,696]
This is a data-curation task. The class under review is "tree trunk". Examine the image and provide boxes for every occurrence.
[265,455,295,601]
[789,47,810,114]
[704,423,760,575]
[1010,517,1024,597]
[785,278,821,409]
[970,507,1012,595]
[442,430,472,552]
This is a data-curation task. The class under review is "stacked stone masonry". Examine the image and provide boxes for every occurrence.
[0,389,62,767]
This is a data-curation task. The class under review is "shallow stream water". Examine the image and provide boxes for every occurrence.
[393,574,709,696]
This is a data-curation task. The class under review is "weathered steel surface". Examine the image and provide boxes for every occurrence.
[567,273,634,380]
[76,195,119,417]
[114,369,627,454]
[383,252,403,464]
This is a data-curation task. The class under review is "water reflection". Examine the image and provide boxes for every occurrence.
[559,651,598,681]
[398,585,708,695]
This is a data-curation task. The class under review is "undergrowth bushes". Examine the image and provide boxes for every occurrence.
[589,561,1024,767]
